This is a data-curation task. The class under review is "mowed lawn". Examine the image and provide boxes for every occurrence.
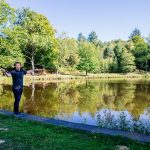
[0,114,150,150]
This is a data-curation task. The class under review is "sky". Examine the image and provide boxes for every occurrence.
[6,0,150,42]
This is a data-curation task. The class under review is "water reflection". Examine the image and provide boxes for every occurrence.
[0,79,150,134]
[96,108,150,134]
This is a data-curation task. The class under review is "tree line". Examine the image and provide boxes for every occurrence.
[1,0,150,75]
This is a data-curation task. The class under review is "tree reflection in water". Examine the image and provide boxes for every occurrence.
[0,79,150,134]
[96,108,150,134]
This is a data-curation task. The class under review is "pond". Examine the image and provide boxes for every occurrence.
[0,79,150,134]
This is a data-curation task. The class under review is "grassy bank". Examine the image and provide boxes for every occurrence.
[0,73,150,85]
[0,114,150,150]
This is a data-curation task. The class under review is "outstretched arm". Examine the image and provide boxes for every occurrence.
[5,71,11,77]
[0,69,11,77]
[4,70,11,77]
[26,70,34,75]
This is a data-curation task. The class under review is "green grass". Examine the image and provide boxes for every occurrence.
[0,114,150,150]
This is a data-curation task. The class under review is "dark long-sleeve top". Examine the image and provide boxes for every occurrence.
[6,69,27,89]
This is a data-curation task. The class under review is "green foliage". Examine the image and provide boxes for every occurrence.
[131,36,150,71]
[0,0,16,68]
[0,26,25,68]
[103,47,115,59]
[87,31,103,47]
[57,33,79,73]
[129,28,141,39]
[15,8,58,71]
[77,41,99,75]
[77,32,86,42]
[0,0,14,27]
[0,0,150,74]
[114,44,136,73]
[120,48,136,73]
[87,31,98,43]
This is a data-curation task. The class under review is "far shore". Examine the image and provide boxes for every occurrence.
[0,73,150,85]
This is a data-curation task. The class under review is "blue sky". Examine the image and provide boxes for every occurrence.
[6,0,150,42]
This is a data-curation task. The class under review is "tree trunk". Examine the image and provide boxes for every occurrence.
[56,65,59,75]
[86,70,88,76]
[31,55,35,75]
[31,46,35,75]
[146,58,148,73]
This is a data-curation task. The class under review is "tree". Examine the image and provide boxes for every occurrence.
[15,8,58,74]
[114,44,136,73]
[0,1,25,69]
[0,0,14,27]
[125,40,135,52]
[131,36,149,71]
[103,47,115,59]
[129,28,141,39]
[77,41,99,75]
[102,46,117,73]
[145,35,150,71]
[120,48,136,72]
[57,33,79,74]
[87,31,103,47]
[0,26,25,68]
[87,31,98,43]
[77,33,86,42]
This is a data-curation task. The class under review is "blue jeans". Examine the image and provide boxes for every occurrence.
[12,88,23,114]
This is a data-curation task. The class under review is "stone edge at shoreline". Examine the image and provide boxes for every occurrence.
[0,109,150,143]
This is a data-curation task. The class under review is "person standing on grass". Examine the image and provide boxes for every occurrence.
[4,61,32,116]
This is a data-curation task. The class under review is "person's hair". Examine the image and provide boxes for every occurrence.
[14,61,21,67]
